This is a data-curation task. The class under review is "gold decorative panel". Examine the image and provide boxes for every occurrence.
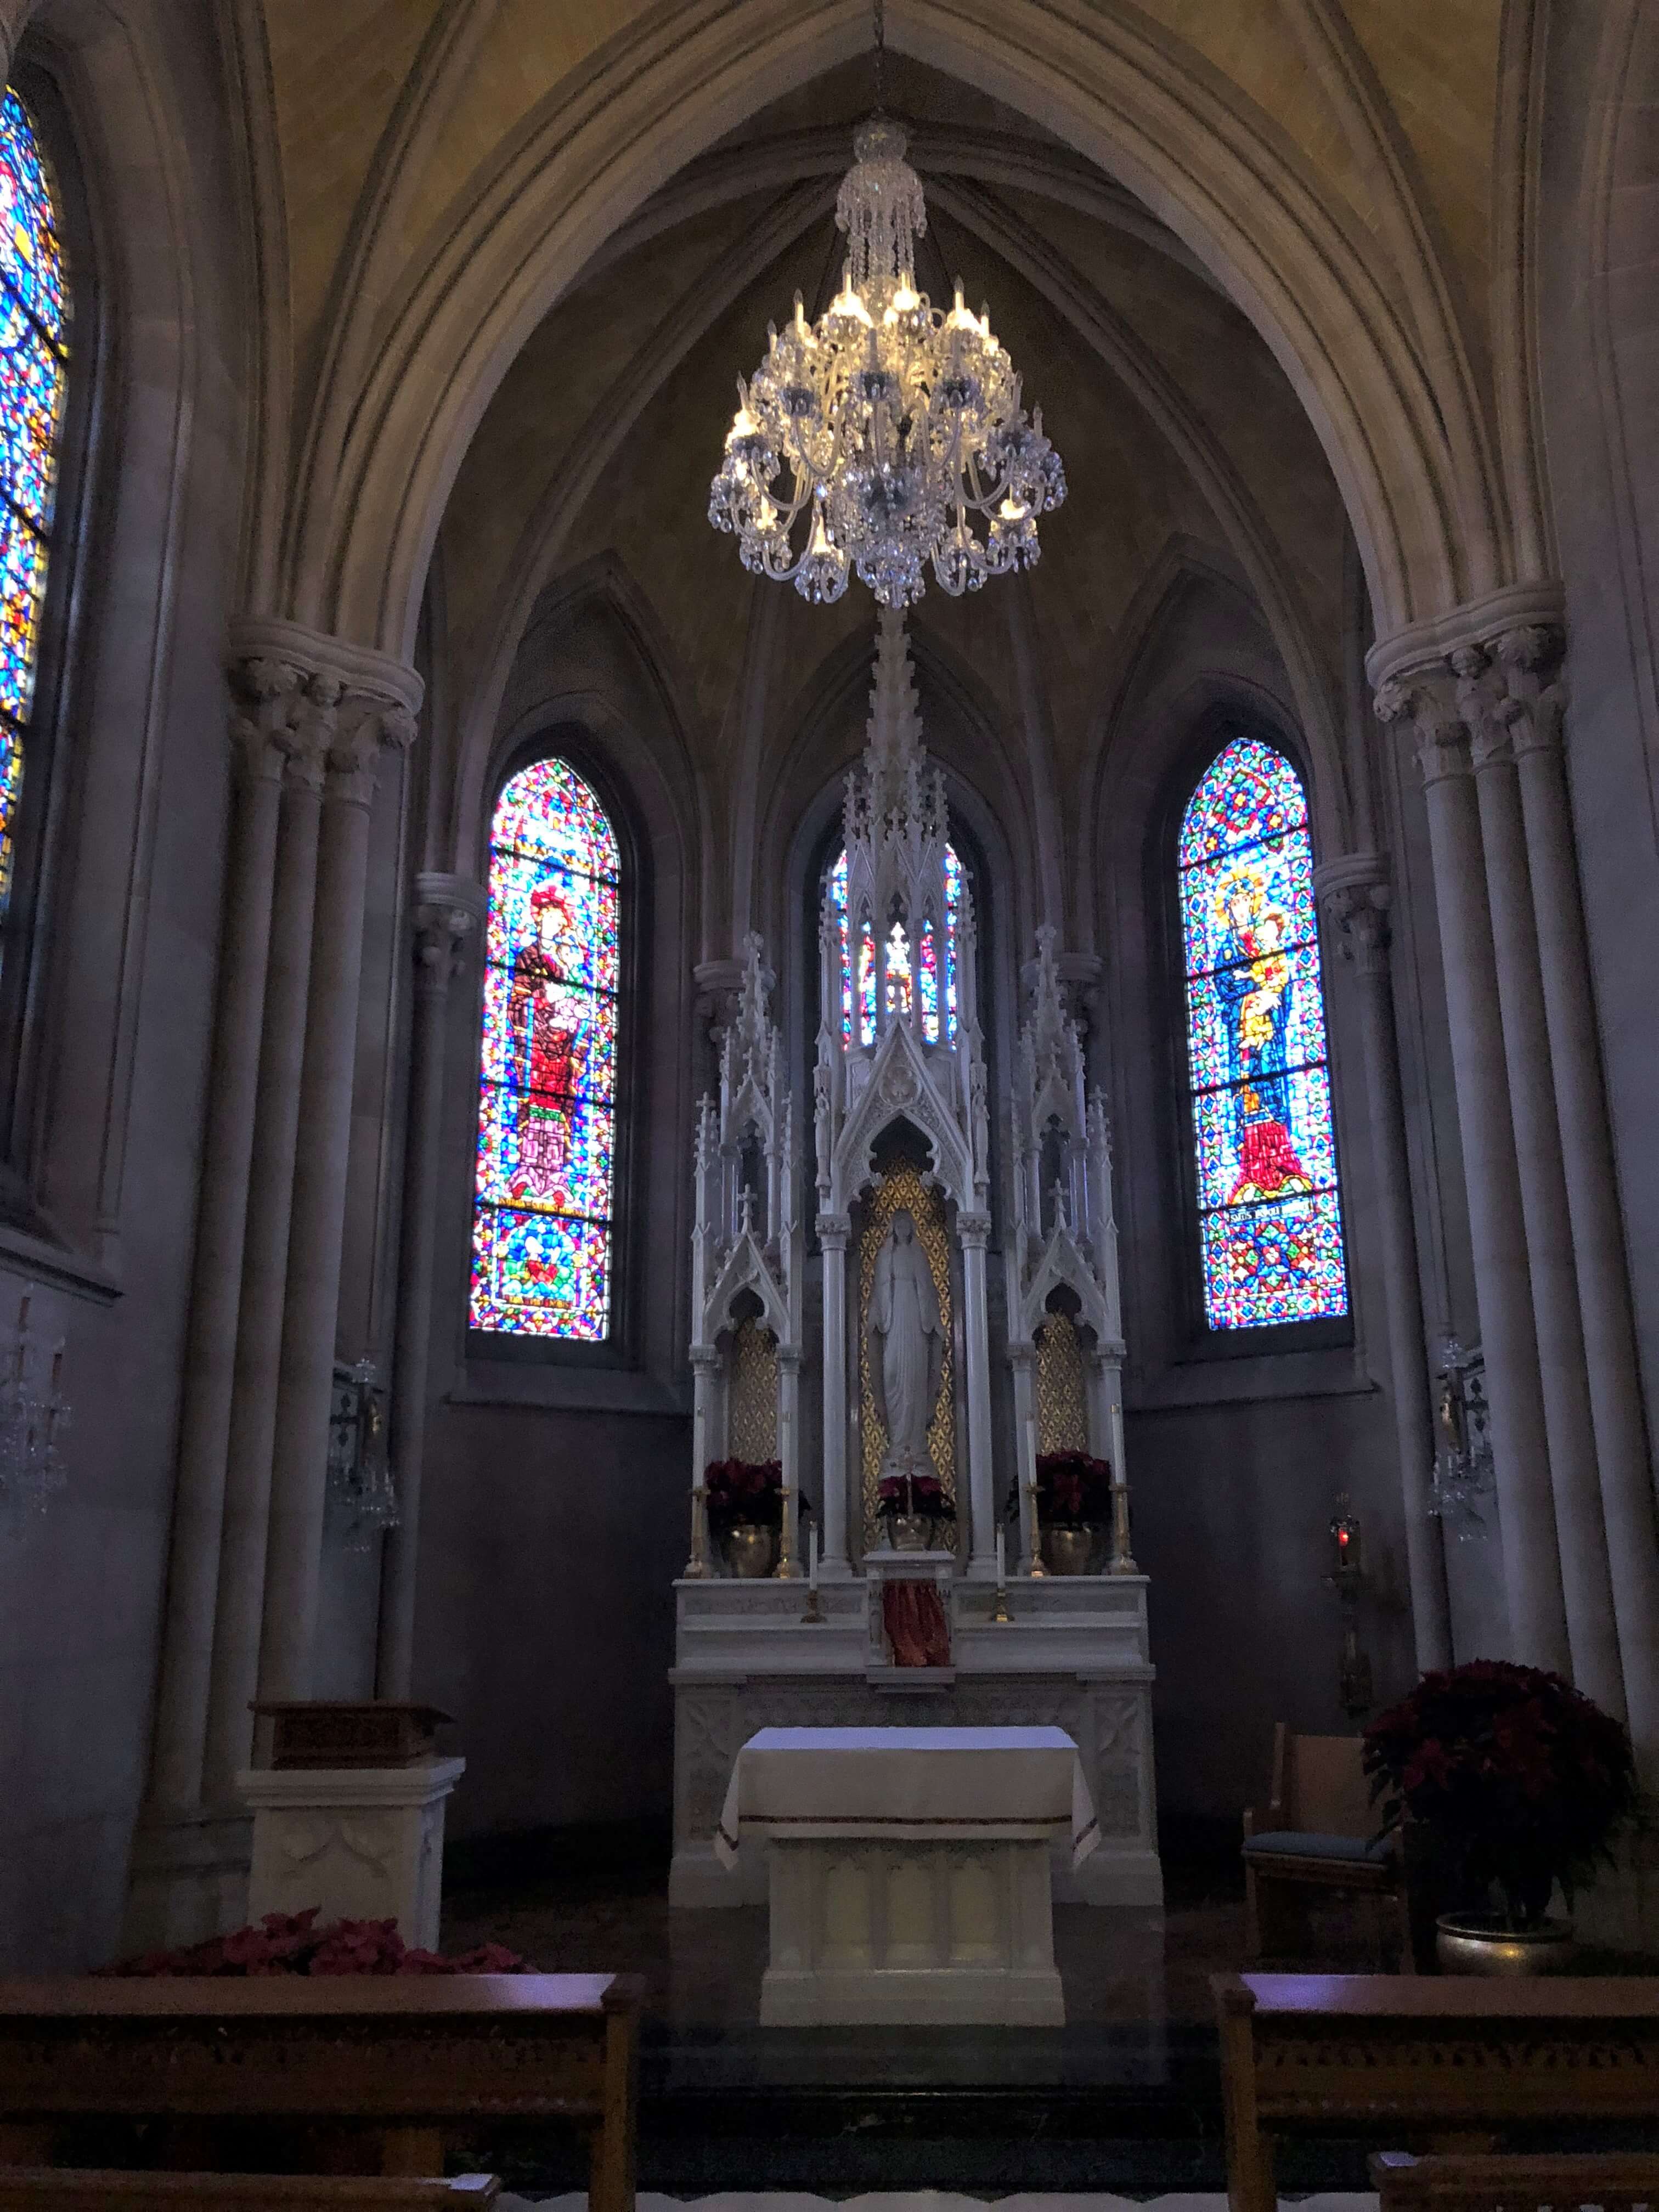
[858,1163,955,1546]
[727,1314,778,1461]
[1036,1312,1088,1454]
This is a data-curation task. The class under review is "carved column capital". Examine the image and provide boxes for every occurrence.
[228,616,422,809]
[412,872,484,996]
[816,1212,850,1249]
[957,1210,992,1247]
[1007,1342,1036,1374]
[1495,623,1567,761]
[1314,853,1393,979]
[1373,665,1472,789]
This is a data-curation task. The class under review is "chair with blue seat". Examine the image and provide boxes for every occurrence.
[1242,1722,1406,1966]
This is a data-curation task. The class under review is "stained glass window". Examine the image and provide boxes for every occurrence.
[470,758,620,1341]
[1177,736,1348,1329]
[0,92,68,919]
[827,842,964,1046]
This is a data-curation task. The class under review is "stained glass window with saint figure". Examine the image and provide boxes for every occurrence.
[0,91,68,920]
[1177,736,1348,1329]
[827,841,964,1046]
[471,758,620,1340]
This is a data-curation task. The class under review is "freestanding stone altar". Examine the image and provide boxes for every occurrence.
[671,614,1161,1912]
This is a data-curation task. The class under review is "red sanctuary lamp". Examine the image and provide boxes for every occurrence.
[1327,1492,1372,1717]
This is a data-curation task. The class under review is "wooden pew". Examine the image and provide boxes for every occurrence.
[0,1976,641,2212]
[1372,2149,1659,2212]
[0,2176,499,2212]
[1214,1973,1659,2212]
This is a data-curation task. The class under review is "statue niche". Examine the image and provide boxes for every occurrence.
[867,1209,944,1478]
[856,1156,955,1548]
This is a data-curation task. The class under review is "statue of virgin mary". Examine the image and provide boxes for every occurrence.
[866,1209,944,1474]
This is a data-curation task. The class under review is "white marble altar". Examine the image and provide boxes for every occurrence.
[671,616,1161,1917]
[236,1756,464,1946]
[717,1726,1094,2026]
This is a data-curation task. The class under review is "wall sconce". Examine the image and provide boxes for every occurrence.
[326,1357,399,1551]
[1325,1489,1373,1719]
[1427,1333,1494,1541]
[0,1294,69,1524]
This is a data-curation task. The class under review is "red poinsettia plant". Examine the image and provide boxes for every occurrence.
[702,1456,783,1537]
[1363,1661,1637,1929]
[877,1470,955,1522]
[104,1908,532,1979]
[1033,1451,1114,1527]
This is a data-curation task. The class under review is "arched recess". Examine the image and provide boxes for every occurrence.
[460,555,706,1390]
[297,0,1499,670]
[1077,537,1354,950]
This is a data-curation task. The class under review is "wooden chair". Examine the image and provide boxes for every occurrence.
[1242,1722,1402,1965]
[0,2180,499,2212]
[1373,2150,1659,2212]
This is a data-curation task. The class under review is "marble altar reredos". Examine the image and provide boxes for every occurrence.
[671,613,1162,1913]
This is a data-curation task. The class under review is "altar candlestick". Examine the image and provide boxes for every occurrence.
[809,1525,819,1594]
[996,1527,1005,1583]
[992,1522,1012,1623]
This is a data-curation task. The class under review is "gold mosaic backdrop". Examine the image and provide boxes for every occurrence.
[727,1313,778,1461]
[1036,1311,1088,1453]
[858,1163,956,1547]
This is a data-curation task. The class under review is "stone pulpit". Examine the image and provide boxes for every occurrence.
[670,613,1162,1911]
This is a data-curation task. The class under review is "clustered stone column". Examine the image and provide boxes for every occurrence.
[376,875,483,1700]
[1372,607,1659,1776]
[129,620,423,1942]
[1314,855,1452,1674]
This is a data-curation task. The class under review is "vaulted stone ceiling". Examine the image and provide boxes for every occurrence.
[236,0,1534,915]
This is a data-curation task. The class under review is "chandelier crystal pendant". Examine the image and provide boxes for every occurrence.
[708,118,1066,607]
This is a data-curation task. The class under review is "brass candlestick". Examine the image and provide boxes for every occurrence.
[1025,1477,1046,1576]
[1108,1479,1137,1575]
[774,1481,796,1578]
[684,1482,709,1578]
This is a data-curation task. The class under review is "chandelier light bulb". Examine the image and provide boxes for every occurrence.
[708,119,1066,607]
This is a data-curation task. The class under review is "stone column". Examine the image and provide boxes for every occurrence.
[819,1214,851,1572]
[201,672,336,1802]
[1501,625,1659,1771]
[1008,1344,1037,1573]
[145,678,289,1816]
[259,676,418,1704]
[1460,651,1624,1714]
[1316,854,1453,1673]
[375,876,482,1701]
[958,1209,997,1576]
[1374,672,1571,1674]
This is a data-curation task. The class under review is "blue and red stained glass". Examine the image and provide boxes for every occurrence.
[470,758,620,1340]
[1178,736,1348,1330]
[0,93,66,914]
[827,841,964,1046]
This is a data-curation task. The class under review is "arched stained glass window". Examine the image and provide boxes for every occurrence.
[1177,736,1348,1330]
[0,90,68,919]
[470,758,620,1341]
[827,841,964,1046]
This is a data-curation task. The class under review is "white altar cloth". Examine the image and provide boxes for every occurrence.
[716,1726,1096,2025]
[716,1726,1099,1867]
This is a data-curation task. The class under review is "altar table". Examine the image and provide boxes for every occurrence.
[716,1725,1097,2025]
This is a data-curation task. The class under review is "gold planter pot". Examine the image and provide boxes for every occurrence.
[1435,1912,1578,1976]
[1043,1525,1096,1577]
[725,1523,775,1578]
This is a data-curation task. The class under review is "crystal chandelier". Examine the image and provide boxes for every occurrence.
[708,115,1066,607]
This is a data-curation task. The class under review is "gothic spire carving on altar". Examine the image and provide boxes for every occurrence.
[814,606,989,1220]
[686,932,802,1578]
[1006,926,1134,1573]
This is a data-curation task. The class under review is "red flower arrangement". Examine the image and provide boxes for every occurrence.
[103,1908,532,1979]
[702,1457,783,1538]
[1032,1451,1114,1527]
[877,1471,955,1522]
[1363,1661,1637,1929]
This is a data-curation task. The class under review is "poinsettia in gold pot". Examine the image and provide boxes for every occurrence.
[703,1456,783,1577]
[1364,1661,1637,1974]
[1032,1450,1113,1575]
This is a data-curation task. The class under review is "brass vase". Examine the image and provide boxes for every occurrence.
[1044,1525,1096,1576]
[725,1523,775,1578]
[1434,1912,1577,1976]
[891,1513,930,1552]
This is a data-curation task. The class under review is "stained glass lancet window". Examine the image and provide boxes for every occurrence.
[0,92,68,917]
[827,842,964,1046]
[1177,736,1348,1329]
[470,758,620,1340]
